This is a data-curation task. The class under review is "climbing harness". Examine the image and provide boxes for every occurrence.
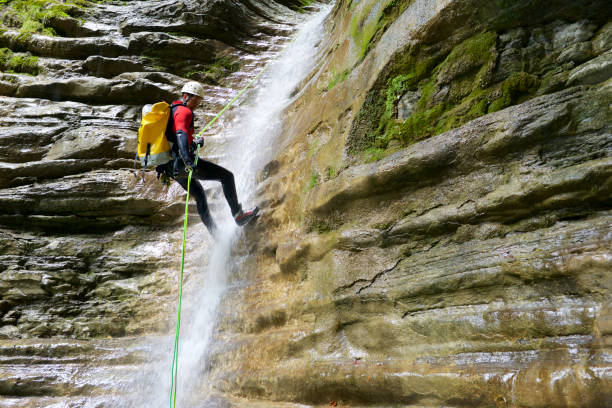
[168,56,274,408]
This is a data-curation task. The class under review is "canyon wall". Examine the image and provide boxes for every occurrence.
[209,0,612,407]
[0,0,610,407]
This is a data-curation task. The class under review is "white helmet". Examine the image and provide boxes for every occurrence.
[181,81,205,98]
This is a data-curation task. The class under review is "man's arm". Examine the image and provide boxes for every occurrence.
[174,107,194,168]
[176,130,193,168]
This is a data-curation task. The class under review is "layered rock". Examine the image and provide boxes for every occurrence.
[0,0,610,406]
[0,0,301,405]
[205,0,612,407]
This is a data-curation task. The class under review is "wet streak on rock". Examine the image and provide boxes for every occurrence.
[207,0,612,407]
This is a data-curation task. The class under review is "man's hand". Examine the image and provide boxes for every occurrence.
[192,137,204,149]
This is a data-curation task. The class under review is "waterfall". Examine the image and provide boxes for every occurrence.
[135,6,331,407]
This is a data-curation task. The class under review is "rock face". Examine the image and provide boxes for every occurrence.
[204,0,612,407]
[0,0,300,405]
[0,0,611,407]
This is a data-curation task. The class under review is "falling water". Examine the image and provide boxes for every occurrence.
[135,6,331,407]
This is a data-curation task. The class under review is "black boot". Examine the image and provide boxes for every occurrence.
[233,206,259,226]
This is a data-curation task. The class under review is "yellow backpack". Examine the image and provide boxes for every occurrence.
[136,102,174,180]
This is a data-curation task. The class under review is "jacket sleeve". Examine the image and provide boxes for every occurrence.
[176,130,193,166]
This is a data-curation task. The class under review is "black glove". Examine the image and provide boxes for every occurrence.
[193,137,204,149]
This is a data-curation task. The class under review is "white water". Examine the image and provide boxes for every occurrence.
[134,6,331,407]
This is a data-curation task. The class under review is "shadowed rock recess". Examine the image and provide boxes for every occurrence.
[0,0,610,407]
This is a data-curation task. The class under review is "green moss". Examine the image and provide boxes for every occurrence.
[364,147,386,163]
[436,32,497,83]
[307,218,332,234]
[168,55,240,83]
[326,68,350,91]
[349,0,395,60]
[297,0,314,12]
[307,138,319,159]
[1,0,109,36]
[0,47,39,75]
[371,32,500,149]
[307,171,320,191]
[488,71,540,113]
[326,166,337,180]
[376,58,436,143]
[350,0,415,60]
[398,103,445,143]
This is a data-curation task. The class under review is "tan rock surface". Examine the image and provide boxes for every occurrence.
[0,0,610,406]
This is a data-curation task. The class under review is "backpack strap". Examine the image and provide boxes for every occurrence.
[142,143,151,182]
[166,101,187,144]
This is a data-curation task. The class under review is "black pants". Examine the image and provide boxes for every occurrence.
[159,157,241,233]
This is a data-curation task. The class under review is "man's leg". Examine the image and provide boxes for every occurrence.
[192,159,242,216]
[175,177,218,235]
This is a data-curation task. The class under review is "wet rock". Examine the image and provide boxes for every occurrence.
[551,20,597,50]
[44,126,136,161]
[0,325,19,339]
[48,16,102,37]
[1,0,610,406]
[0,80,17,95]
[83,56,147,78]
[127,32,224,63]
[592,21,612,55]
[566,50,612,85]
[207,1,612,407]
[0,31,128,59]
[557,41,593,64]
[396,90,420,120]
[14,77,112,102]
[13,76,176,105]
[275,239,310,274]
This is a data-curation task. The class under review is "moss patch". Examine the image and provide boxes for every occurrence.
[346,5,610,163]
[326,68,350,91]
[186,56,240,84]
[350,30,546,161]
[364,147,386,163]
[0,47,38,74]
[306,171,320,191]
[1,0,108,36]
[350,0,414,60]
[488,71,540,113]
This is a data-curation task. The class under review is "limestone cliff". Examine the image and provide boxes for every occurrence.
[0,0,301,405]
[0,0,610,407]
[209,0,612,407]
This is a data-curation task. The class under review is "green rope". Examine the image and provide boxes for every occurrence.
[168,59,272,408]
[169,159,193,408]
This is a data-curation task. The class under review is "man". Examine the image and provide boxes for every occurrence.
[157,81,258,235]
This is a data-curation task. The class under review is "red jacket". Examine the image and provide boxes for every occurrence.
[171,100,195,146]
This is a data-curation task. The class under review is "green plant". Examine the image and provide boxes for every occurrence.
[1,0,110,36]
[0,47,39,74]
[350,0,414,60]
[372,31,500,149]
[364,147,386,163]
[307,171,320,190]
[326,68,350,91]
[488,71,540,113]
[326,166,337,180]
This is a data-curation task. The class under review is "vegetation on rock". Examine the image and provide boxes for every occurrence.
[0,46,38,74]
[350,0,414,60]
[186,55,241,85]
[347,17,606,162]
[325,68,349,90]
